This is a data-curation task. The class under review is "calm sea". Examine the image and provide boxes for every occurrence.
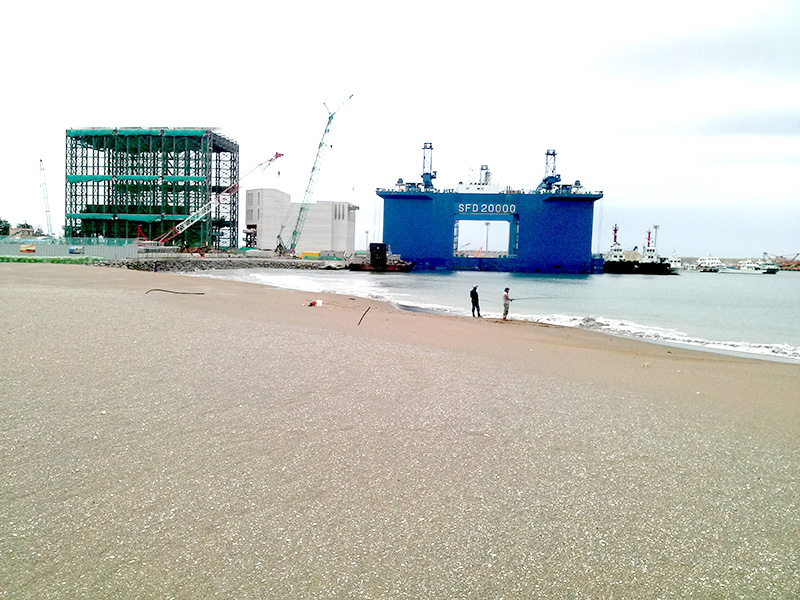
[195,268,800,363]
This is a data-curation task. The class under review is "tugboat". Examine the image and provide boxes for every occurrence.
[348,243,415,272]
[603,225,673,275]
[602,224,638,274]
[637,229,674,275]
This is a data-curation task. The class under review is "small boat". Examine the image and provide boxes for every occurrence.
[667,253,682,274]
[695,257,724,272]
[737,259,763,272]
[721,259,777,274]
[757,260,780,274]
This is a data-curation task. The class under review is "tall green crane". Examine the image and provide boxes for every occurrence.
[276,95,352,255]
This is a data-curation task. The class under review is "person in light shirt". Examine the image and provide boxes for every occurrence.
[502,287,514,320]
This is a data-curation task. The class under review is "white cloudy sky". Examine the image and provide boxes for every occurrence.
[2,0,798,257]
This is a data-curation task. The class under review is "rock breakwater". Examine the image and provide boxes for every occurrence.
[96,257,347,273]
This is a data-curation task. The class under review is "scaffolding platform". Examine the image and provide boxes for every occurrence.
[65,128,239,248]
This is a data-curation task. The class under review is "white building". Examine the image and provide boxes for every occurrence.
[245,188,358,254]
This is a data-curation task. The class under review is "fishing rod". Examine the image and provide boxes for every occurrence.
[478,296,541,304]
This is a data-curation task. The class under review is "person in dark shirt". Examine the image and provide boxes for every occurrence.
[470,285,481,317]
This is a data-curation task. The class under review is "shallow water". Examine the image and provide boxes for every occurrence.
[195,268,800,363]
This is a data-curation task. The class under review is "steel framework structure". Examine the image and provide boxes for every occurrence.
[65,128,239,248]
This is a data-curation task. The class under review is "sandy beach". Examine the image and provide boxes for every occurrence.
[2,263,798,598]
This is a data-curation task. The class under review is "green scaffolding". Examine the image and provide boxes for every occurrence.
[64,128,239,248]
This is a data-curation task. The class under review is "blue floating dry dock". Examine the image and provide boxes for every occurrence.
[377,146,603,273]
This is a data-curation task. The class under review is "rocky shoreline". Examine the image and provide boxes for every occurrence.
[95,256,348,272]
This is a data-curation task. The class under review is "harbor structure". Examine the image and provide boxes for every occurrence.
[377,147,603,273]
[65,128,239,248]
[245,188,358,254]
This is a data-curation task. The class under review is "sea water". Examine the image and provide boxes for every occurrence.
[195,268,800,363]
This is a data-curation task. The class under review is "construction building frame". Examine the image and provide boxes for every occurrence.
[65,128,240,248]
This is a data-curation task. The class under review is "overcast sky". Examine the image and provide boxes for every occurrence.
[2,0,797,257]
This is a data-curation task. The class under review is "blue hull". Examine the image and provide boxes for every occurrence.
[377,188,603,274]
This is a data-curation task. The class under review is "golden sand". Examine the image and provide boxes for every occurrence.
[2,263,798,598]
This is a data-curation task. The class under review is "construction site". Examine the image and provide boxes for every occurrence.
[5,104,798,273]
[65,128,240,249]
[56,97,355,261]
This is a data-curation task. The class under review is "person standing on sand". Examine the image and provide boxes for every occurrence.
[502,287,514,320]
[470,285,481,317]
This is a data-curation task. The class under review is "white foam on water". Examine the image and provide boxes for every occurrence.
[193,269,800,364]
[517,312,800,363]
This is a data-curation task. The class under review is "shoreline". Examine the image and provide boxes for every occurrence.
[5,262,798,428]
[388,300,800,365]
[13,254,796,363]
[2,263,798,598]
[395,303,800,364]
[189,268,800,365]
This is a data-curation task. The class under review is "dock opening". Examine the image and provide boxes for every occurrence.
[453,219,512,258]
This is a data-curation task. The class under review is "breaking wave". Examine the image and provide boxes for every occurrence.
[528,312,800,363]
[193,269,800,364]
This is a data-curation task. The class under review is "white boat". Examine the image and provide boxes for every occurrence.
[718,259,761,273]
[696,257,724,272]
[757,260,780,274]
[737,259,763,272]
[720,259,779,274]
[735,259,764,273]
[667,253,682,274]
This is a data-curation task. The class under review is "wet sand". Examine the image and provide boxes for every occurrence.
[2,263,798,598]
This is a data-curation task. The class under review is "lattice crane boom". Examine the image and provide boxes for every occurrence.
[276,95,352,255]
[155,152,283,245]
[39,160,53,236]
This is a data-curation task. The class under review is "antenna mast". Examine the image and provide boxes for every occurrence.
[39,160,53,236]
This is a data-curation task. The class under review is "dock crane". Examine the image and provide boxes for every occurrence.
[764,251,800,271]
[153,151,283,246]
[276,94,352,255]
[39,160,53,236]
[535,149,561,191]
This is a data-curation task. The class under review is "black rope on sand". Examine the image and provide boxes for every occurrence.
[357,306,371,326]
[145,289,205,295]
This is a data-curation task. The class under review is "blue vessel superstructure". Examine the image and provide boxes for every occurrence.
[376,147,604,273]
